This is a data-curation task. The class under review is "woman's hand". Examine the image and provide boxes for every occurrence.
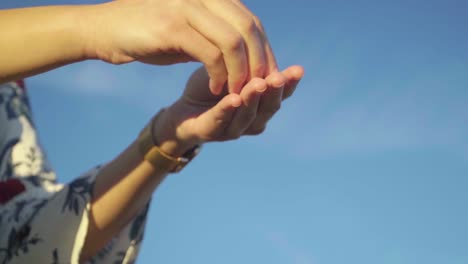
[81,65,303,261]
[153,65,304,156]
[84,0,277,94]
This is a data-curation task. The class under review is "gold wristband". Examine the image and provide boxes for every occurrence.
[137,109,200,173]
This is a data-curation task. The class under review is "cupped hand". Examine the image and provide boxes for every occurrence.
[155,65,304,156]
[84,0,277,94]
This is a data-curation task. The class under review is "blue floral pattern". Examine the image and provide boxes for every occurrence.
[0,81,150,263]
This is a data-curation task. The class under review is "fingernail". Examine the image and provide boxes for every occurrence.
[257,85,268,92]
[209,79,222,95]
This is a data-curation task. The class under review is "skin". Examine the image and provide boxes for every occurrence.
[0,0,303,261]
[0,0,276,93]
[81,65,304,261]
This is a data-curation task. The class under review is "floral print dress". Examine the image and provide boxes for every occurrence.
[0,81,150,264]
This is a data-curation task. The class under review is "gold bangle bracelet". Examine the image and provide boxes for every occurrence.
[137,109,200,173]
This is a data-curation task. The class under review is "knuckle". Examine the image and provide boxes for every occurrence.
[252,15,265,31]
[225,33,245,52]
[241,17,257,34]
[206,49,224,68]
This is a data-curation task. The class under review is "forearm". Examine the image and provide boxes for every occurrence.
[81,141,165,261]
[80,109,192,261]
[0,6,92,83]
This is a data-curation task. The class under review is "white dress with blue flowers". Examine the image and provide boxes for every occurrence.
[0,81,150,264]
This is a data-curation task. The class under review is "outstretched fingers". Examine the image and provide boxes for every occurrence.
[223,78,267,138]
[187,65,304,143]
[193,93,242,141]
[281,65,305,100]
[243,65,304,135]
[244,71,286,135]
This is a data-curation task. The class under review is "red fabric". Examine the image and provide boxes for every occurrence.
[0,179,26,204]
[15,79,26,90]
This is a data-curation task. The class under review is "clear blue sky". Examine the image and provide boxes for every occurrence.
[2,0,468,263]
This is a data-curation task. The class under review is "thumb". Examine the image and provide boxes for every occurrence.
[195,94,241,141]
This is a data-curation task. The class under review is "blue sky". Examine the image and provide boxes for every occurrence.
[3,0,468,263]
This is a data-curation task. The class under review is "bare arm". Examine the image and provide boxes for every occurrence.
[81,110,191,261]
[0,6,89,83]
[0,0,278,93]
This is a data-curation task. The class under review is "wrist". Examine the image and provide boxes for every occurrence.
[74,4,102,61]
[75,2,136,64]
[152,108,198,157]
